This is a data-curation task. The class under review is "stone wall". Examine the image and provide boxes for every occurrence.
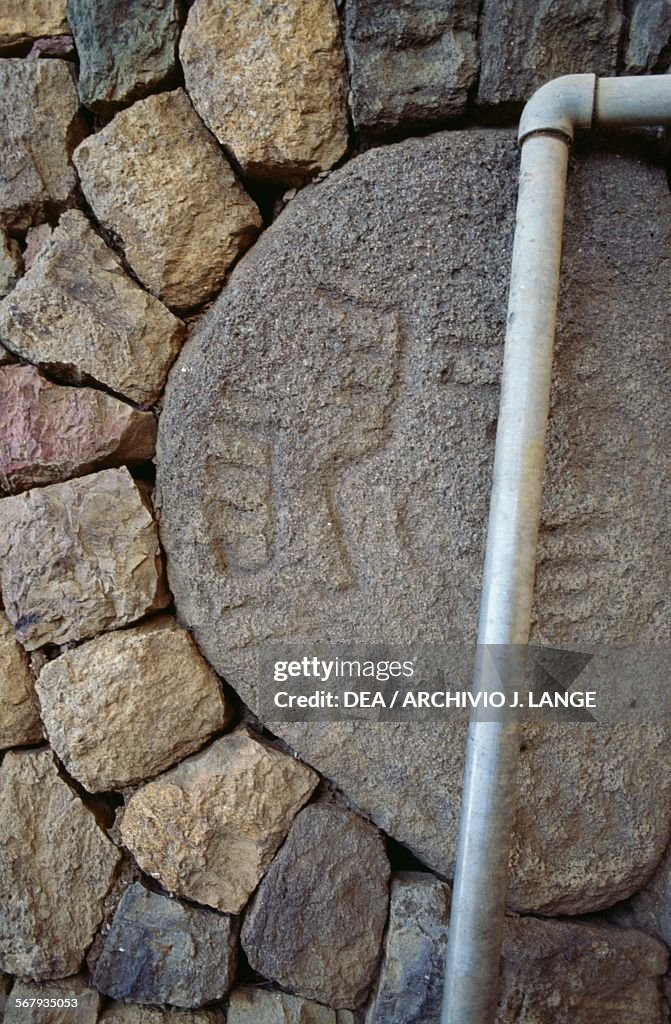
[1,2,670,1024]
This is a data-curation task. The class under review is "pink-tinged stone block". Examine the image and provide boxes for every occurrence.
[0,364,157,495]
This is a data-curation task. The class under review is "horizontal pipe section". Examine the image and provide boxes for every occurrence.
[441,134,571,1024]
[596,75,671,126]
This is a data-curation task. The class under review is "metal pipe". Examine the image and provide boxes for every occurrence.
[441,73,671,1024]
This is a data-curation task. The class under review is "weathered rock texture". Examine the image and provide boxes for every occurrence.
[0,1,68,52]
[158,130,671,914]
[227,989,354,1024]
[0,231,21,298]
[477,0,622,109]
[498,917,668,1024]
[345,0,479,137]
[0,749,121,979]
[5,977,102,1024]
[180,0,348,184]
[365,872,450,1024]
[610,842,671,948]
[36,617,230,791]
[92,884,237,1007]
[121,727,318,911]
[0,610,43,749]
[0,364,157,495]
[0,467,168,650]
[68,0,183,113]
[74,90,262,313]
[625,0,671,72]
[1,975,11,1019]
[0,211,185,406]
[99,1007,223,1024]
[0,59,83,232]
[27,34,75,59]
[241,804,389,1008]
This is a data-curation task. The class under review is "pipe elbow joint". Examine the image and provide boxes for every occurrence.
[518,73,596,144]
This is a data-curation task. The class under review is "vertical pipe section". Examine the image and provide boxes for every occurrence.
[441,134,570,1024]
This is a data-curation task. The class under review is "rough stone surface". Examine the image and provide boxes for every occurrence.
[0,364,157,495]
[0,231,21,298]
[23,223,53,271]
[0,1,68,52]
[0,59,83,232]
[36,617,230,792]
[227,989,354,1024]
[0,749,121,979]
[610,843,671,948]
[241,803,389,1008]
[0,211,185,405]
[74,90,262,313]
[68,0,183,114]
[0,610,42,749]
[121,727,318,912]
[99,1007,223,1024]
[5,978,101,1024]
[498,917,668,1024]
[180,0,348,184]
[345,0,478,137]
[92,884,237,1008]
[625,0,671,72]
[365,872,449,1024]
[0,467,169,650]
[477,0,622,109]
[158,130,671,914]
[27,34,75,60]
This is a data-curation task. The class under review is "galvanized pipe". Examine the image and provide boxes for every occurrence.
[441,74,671,1024]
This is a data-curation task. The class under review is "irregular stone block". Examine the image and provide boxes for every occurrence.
[99,1007,223,1024]
[37,617,230,791]
[0,59,83,232]
[0,231,21,298]
[27,34,75,59]
[498,917,668,1024]
[0,211,185,406]
[68,0,183,114]
[477,0,622,110]
[157,128,671,915]
[92,883,238,1007]
[23,223,53,271]
[625,0,671,73]
[228,988,353,1024]
[5,977,102,1024]
[0,749,121,979]
[365,872,449,1024]
[0,1,68,52]
[345,0,479,137]
[0,610,43,749]
[0,364,157,495]
[74,90,261,313]
[241,804,389,1008]
[0,467,169,650]
[180,0,348,185]
[121,726,318,911]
